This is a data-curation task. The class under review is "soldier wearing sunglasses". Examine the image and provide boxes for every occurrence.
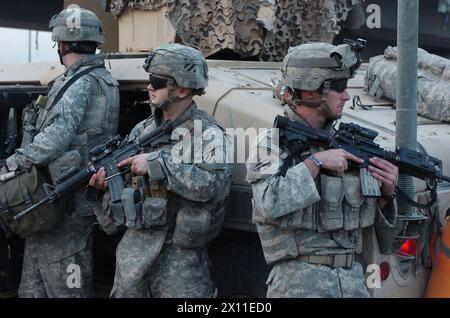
[246,41,399,298]
[89,44,230,297]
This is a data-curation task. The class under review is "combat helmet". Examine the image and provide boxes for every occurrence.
[143,43,208,95]
[279,39,366,106]
[49,7,104,64]
[49,7,104,45]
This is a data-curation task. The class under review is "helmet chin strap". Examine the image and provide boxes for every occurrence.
[57,42,97,65]
[286,81,338,120]
[57,48,71,65]
[151,78,192,110]
[317,81,342,120]
[285,87,324,108]
[316,81,334,117]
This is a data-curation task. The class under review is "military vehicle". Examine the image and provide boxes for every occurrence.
[1,55,449,298]
[1,0,449,298]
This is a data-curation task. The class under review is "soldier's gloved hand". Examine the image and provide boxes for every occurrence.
[118,154,150,176]
[89,167,108,191]
[368,157,398,198]
[314,149,364,175]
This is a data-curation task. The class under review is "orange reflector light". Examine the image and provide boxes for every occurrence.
[399,239,417,257]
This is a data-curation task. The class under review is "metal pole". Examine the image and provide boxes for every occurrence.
[28,30,32,62]
[396,0,418,218]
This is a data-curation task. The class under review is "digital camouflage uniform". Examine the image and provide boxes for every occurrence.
[245,42,398,298]
[5,8,120,297]
[96,44,230,298]
[107,104,230,298]
[246,106,398,298]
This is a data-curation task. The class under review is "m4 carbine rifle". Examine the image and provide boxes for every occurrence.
[274,115,450,206]
[14,121,174,220]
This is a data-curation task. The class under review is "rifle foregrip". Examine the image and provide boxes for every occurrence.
[55,166,96,198]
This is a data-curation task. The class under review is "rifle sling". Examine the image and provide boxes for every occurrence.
[396,185,437,209]
[277,154,294,177]
[38,65,104,131]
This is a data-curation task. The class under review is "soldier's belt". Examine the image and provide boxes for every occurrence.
[297,254,354,268]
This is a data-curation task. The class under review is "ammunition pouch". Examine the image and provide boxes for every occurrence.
[121,185,168,230]
[172,206,211,249]
[118,179,217,249]
[318,172,377,233]
[143,181,169,229]
[94,191,124,235]
[122,187,143,229]
[318,174,345,232]
[0,166,65,238]
[142,197,167,229]
[110,201,126,227]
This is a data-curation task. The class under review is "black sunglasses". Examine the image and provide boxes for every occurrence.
[149,74,169,90]
[328,79,348,93]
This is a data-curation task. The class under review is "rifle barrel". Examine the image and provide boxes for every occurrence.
[14,197,50,220]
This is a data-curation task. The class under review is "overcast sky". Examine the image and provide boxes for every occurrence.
[0,27,57,64]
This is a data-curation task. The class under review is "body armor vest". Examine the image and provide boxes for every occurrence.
[253,109,378,265]
[254,169,378,265]
[123,105,228,248]
[36,60,120,167]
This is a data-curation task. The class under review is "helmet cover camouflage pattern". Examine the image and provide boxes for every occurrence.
[143,44,208,90]
[49,7,104,45]
[281,42,361,91]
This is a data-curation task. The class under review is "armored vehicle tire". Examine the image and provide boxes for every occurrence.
[209,229,269,298]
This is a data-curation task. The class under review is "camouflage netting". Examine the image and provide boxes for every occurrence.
[111,0,364,61]
[166,0,263,58]
[167,0,365,61]
[365,46,450,122]
[260,0,364,61]
[110,0,166,17]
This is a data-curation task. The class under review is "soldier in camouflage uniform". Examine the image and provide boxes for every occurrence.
[246,42,399,298]
[89,44,230,298]
[2,8,120,297]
